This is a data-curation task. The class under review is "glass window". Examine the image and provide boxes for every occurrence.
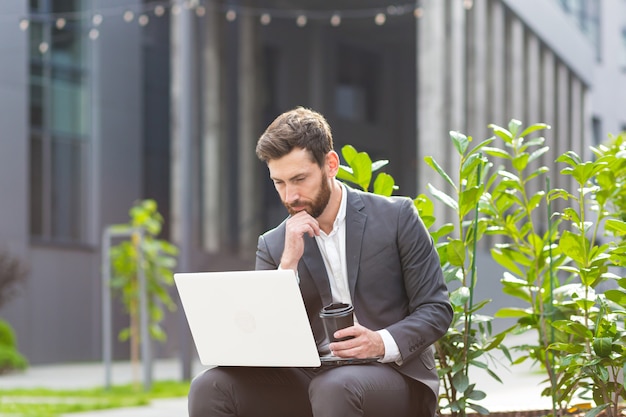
[28,0,89,243]
[555,0,601,61]
[335,45,380,123]
[51,136,85,240]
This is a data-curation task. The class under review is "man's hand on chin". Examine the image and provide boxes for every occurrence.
[280,211,320,270]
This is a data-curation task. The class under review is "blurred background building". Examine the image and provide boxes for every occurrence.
[0,0,624,366]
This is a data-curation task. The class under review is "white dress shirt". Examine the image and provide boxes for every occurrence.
[315,183,401,363]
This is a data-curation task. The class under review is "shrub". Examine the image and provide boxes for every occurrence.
[0,249,28,310]
[0,318,17,348]
[0,344,28,374]
[0,319,28,374]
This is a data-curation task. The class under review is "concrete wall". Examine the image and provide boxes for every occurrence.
[0,0,30,358]
[591,0,626,139]
[0,0,144,364]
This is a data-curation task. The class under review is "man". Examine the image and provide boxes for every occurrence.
[188,107,452,417]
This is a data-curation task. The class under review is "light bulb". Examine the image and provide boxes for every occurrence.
[260,13,271,25]
[296,15,307,27]
[92,14,103,26]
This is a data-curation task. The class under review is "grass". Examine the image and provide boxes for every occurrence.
[0,380,190,416]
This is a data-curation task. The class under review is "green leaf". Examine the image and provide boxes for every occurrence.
[519,123,551,138]
[341,144,358,164]
[491,248,524,276]
[527,146,549,163]
[431,223,455,242]
[424,156,456,189]
[460,153,483,180]
[585,404,610,417]
[592,337,613,358]
[446,239,466,267]
[450,286,470,307]
[548,342,585,354]
[605,219,626,236]
[559,230,587,264]
[512,153,530,171]
[467,403,490,415]
[556,150,582,166]
[452,371,469,393]
[604,289,626,306]
[551,320,593,339]
[450,130,469,155]
[373,173,395,196]
[467,390,487,401]
[508,119,522,136]
[371,159,389,172]
[427,183,459,211]
[466,138,495,157]
[459,187,481,217]
[337,166,358,185]
[350,152,373,191]
[482,146,511,159]
[494,307,530,318]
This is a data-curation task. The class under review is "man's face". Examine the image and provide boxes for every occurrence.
[267,148,332,218]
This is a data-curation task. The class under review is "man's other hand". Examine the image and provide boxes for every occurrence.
[329,324,385,359]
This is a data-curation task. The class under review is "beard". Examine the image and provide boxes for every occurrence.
[283,173,332,218]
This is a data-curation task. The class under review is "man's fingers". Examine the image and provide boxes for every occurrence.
[286,211,320,236]
[281,212,320,269]
[329,325,384,359]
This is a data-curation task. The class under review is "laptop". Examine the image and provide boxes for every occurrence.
[174,269,379,367]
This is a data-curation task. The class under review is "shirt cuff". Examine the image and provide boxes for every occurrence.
[377,329,403,364]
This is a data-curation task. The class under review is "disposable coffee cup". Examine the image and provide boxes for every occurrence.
[319,303,355,343]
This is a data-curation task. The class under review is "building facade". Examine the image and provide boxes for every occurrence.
[0,0,624,365]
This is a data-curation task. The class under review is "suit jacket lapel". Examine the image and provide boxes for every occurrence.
[301,235,333,306]
[345,188,366,299]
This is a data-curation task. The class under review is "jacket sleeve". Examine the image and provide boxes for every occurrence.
[255,234,280,270]
[386,198,453,362]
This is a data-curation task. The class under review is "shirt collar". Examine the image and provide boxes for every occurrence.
[321,181,347,238]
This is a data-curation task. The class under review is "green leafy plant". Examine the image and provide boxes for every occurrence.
[109,199,178,386]
[543,141,626,417]
[337,126,626,416]
[479,122,626,416]
[423,131,510,416]
[0,319,27,374]
[478,120,571,415]
[336,145,397,196]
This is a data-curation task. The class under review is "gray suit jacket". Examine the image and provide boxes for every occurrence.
[256,185,452,407]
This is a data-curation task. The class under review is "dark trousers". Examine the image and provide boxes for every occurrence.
[187,363,435,417]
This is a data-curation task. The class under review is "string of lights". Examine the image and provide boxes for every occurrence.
[13,0,474,53]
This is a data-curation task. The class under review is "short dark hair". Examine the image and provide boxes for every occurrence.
[255,107,333,167]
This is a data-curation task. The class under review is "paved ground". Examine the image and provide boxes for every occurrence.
[0,333,553,416]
